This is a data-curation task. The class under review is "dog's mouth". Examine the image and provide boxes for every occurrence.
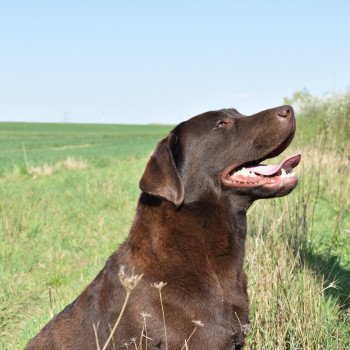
[222,152,301,189]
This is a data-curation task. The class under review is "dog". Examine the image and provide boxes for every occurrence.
[27,105,300,349]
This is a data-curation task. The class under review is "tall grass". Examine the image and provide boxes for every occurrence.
[245,91,350,348]
[0,92,349,349]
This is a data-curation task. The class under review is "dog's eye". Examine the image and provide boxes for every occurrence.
[216,119,233,128]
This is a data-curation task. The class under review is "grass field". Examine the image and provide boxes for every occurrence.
[1,93,349,349]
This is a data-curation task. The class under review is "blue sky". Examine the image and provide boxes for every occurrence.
[0,1,349,124]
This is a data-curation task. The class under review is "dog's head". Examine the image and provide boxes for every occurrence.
[140,105,301,207]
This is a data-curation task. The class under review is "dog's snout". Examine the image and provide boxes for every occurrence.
[276,106,294,119]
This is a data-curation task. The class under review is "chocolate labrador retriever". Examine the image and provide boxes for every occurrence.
[27,105,301,349]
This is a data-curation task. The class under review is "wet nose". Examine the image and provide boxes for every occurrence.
[276,105,294,119]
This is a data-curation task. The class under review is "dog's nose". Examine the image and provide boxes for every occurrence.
[276,105,294,119]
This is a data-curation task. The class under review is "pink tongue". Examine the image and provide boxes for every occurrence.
[246,153,301,176]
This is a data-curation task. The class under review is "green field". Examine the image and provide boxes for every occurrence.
[1,93,349,349]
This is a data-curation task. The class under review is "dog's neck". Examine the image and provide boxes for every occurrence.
[128,193,251,278]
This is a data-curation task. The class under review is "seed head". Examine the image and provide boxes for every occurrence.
[151,281,167,290]
[141,312,151,319]
[191,320,204,327]
[118,265,143,293]
[241,323,251,335]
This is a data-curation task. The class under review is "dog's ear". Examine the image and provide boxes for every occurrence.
[140,133,184,207]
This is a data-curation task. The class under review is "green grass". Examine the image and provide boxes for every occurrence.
[1,94,349,349]
[0,123,172,175]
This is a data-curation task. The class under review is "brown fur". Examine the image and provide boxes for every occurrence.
[27,105,297,349]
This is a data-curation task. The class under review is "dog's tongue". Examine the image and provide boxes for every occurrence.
[246,153,301,176]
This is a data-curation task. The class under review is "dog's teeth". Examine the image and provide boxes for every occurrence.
[280,169,287,178]
[240,167,250,176]
[279,169,296,178]
[233,167,260,178]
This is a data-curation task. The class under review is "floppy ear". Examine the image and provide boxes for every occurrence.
[139,133,184,207]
